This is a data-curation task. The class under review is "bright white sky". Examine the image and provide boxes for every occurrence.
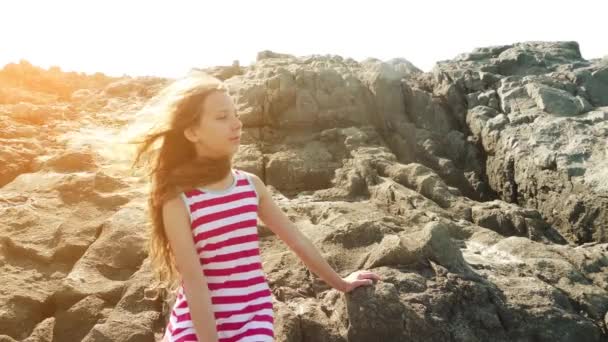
[1,0,606,78]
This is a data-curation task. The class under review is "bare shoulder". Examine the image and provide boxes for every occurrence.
[162,195,189,221]
[239,170,263,182]
[161,194,202,282]
[240,171,266,194]
[161,195,191,242]
[241,171,268,201]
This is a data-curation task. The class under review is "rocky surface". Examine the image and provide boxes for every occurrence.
[431,41,608,244]
[1,42,607,341]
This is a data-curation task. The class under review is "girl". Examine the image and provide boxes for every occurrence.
[133,73,381,342]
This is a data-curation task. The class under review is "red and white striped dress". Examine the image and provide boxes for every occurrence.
[164,169,274,342]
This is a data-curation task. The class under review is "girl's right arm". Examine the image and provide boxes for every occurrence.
[162,197,219,342]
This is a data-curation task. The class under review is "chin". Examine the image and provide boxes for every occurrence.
[228,145,240,155]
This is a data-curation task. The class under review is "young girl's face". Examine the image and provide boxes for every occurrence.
[185,90,242,158]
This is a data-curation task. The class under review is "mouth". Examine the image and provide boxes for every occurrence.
[229,136,241,142]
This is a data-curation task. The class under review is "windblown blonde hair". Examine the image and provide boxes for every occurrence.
[131,73,233,298]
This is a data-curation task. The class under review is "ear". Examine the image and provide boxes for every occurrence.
[183,126,198,143]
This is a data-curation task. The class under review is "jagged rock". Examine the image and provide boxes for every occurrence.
[341,282,406,341]
[402,84,456,135]
[470,200,567,243]
[362,220,468,274]
[36,149,98,173]
[364,234,416,268]
[288,297,345,342]
[273,301,302,342]
[525,83,591,115]
[22,317,55,342]
[103,77,164,98]
[265,142,340,194]
[466,105,500,140]
[61,203,148,306]
[53,295,106,341]
[444,43,608,244]
[0,138,43,187]
[233,143,264,177]
[257,50,296,61]
[4,102,72,124]
[81,260,162,342]
[199,62,244,81]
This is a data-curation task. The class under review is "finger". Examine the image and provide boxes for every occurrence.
[359,273,381,281]
[361,271,382,280]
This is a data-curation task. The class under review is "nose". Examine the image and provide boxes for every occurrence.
[232,114,242,130]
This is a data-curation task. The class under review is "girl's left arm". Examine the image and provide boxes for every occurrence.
[248,172,380,293]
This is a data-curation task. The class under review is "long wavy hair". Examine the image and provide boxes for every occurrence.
[131,73,234,298]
